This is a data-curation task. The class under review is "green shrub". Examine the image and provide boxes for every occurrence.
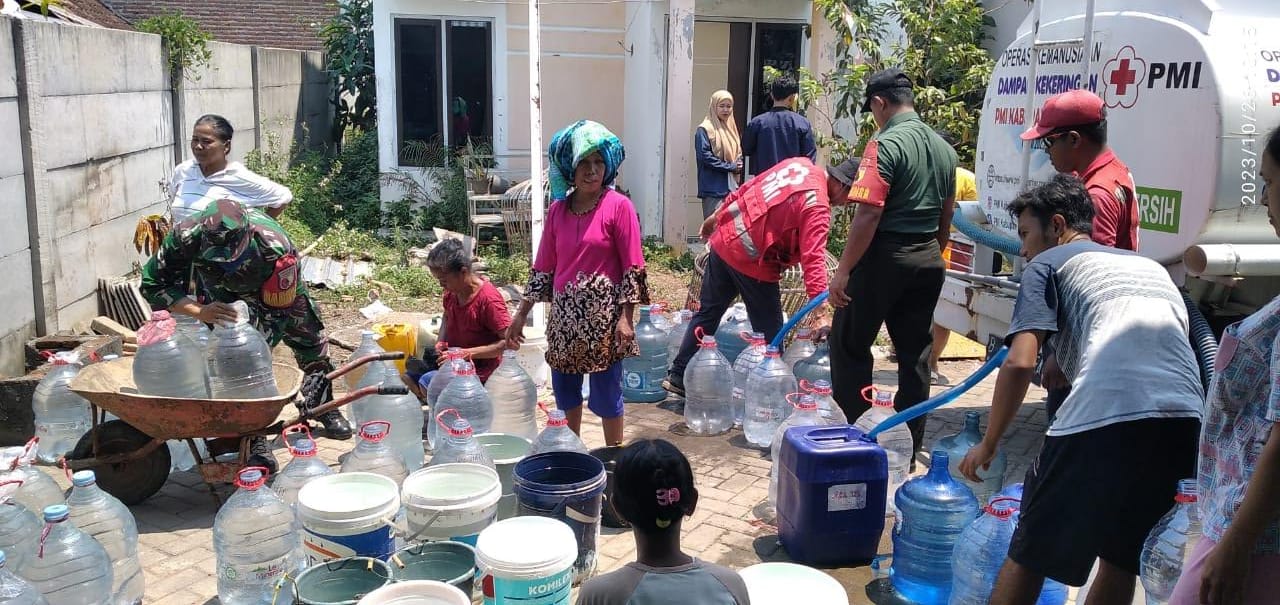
[642,236,694,272]
[371,264,440,298]
[481,252,530,287]
[331,129,382,230]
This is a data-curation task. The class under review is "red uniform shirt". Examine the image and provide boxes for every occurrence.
[442,280,512,382]
[1079,149,1138,251]
[708,158,832,298]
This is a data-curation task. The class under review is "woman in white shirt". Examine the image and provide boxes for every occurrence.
[168,114,293,224]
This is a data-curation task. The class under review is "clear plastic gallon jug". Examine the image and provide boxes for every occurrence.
[891,450,979,605]
[731,332,767,428]
[342,421,409,485]
[0,477,40,573]
[682,331,735,436]
[792,341,832,386]
[66,471,143,605]
[272,427,335,508]
[429,412,497,469]
[213,468,303,604]
[853,387,913,508]
[950,497,1019,605]
[433,362,493,448]
[802,379,847,424]
[133,310,209,398]
[649,303,674,334]
[768,394,828,513]
[715,303,754,365]
[484,351,539,441]
[31,353,92,464]
[174,313,211,350]
[0,549,47,605]
[355,362,425,471]
[345,330,386,393]
[743,346,797,448]
[1140,479,1202,604]
[782,329,817,369]
[621,306,668,403]
[530,407,589,455]
[426,347,466,410]
[2,443,65,514]
[350,359,391,427]
[205,301,278,399]
[17,504,113,605]
[938,411,1005,506]
[667,310,693,367]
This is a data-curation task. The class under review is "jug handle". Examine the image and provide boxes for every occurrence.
[860,385,878,403]
[435,408,465,432]
[281,423,315,455]
[784,392,804,410]
[739,330,754,342]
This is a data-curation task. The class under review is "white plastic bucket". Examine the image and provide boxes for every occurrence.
[738,562,849,605]
[356,580,470,605]
[298,473,402,564]
[516,326,551,387]
[402,463,501,546]
[475,517,578,605]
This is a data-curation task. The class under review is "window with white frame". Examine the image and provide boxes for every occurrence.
[395,18,493,166]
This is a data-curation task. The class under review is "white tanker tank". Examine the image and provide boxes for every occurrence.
[945,0,1280,343]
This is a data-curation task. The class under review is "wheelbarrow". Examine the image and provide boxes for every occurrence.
[66,352,409,505]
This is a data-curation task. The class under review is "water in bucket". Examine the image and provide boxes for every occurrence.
[401,464,501,546]
[287,557,393,605]
[475,434,532,521]
[513,452,607,584]
[389,541,477,594]
[297,473,402,564]
[476,517,578,605]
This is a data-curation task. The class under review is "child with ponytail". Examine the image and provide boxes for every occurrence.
[575,438,750,604]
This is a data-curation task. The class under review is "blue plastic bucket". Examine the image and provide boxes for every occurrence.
[512,452,606,584]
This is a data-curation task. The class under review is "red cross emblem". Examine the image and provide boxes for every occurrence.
[1102,46,1146,109]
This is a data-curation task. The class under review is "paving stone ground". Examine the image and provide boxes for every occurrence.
[37,357,1056,604]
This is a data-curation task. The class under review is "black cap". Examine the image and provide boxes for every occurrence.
[827,157,862,187]
[861,68,913,112]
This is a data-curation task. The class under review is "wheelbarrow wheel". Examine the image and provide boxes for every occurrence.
[70,420,171,505]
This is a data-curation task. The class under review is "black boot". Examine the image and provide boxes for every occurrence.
[300,361,353,440]
[316,411,353,440]
[245,436,278,475]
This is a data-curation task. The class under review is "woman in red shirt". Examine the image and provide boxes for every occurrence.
[422,239,512,386]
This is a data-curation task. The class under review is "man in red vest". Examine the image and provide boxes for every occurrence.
[662,156,857,396]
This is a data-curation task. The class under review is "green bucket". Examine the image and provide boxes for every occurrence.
[390,541,478,595]
[287,557,394,605]
[477,433,532,520]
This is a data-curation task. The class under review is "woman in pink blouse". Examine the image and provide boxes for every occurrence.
[509,120,649,445]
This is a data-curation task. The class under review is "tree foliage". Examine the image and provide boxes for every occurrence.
[137,11,213,82]
[319,0,376,138]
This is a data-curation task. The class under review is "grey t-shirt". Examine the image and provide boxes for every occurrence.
[1006,240,1203,436]
[575,559,751,605]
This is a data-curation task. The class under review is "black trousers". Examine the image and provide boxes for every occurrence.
[670,250,784,379]
[829,233,945,454]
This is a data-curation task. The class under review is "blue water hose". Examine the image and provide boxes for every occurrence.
[867,346,1009,439]
[770,291,830,349]
[953,207,1022,257]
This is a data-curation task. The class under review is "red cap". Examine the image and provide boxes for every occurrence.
[1020,89,1105,141]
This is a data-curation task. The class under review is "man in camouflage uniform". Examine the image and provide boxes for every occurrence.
[141,200,353,470]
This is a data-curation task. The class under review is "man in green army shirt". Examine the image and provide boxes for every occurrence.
[141,199,353,471]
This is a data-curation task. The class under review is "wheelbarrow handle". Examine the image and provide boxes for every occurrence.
[327,351,407,382]
[289,384,410,424]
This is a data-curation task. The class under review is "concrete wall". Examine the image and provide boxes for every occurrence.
[0,19,333,378]
[0,22,35,378]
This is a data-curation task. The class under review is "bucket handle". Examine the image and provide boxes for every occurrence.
[271,572,298,605]
[394,509,446,543]
[547,498,602,526]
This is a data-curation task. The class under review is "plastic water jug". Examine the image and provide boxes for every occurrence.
[17,504,113,605]
[206,301,278,399]
[743,346,797,448]
[938,411,1005,506]
[622,306,668,403]
[213,468,304,605]
[272,428,334,507]
[891,450,980,605]
[350,359,392,427]
[345,330,386,393]
[530,407,589,455]
[2,443,64,513]
[0,477,40,573]
[802,379,847,424]
[682,331,735,436]
[716,303,753,365]
[133,310,209,398]
[342,422,409,485]
[949,497,1067,605]
[429,412,496,469]
[174,313,210,349]
[484,351,538,441]
[768,394,829,513]
[854,387,913,508]
[667,310,693,367]
[1140,479,1202,604]
[355,362,425,471]
[776,425,888,565]
[792,341,832,386]
[426,347,466,411]
[31,353,92,464]
[433,361,493,448]
[66,471,144,605]
[731,332,768,428]
[783,329,817,369]
[649,303,674,333]
[0,550,47,605]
